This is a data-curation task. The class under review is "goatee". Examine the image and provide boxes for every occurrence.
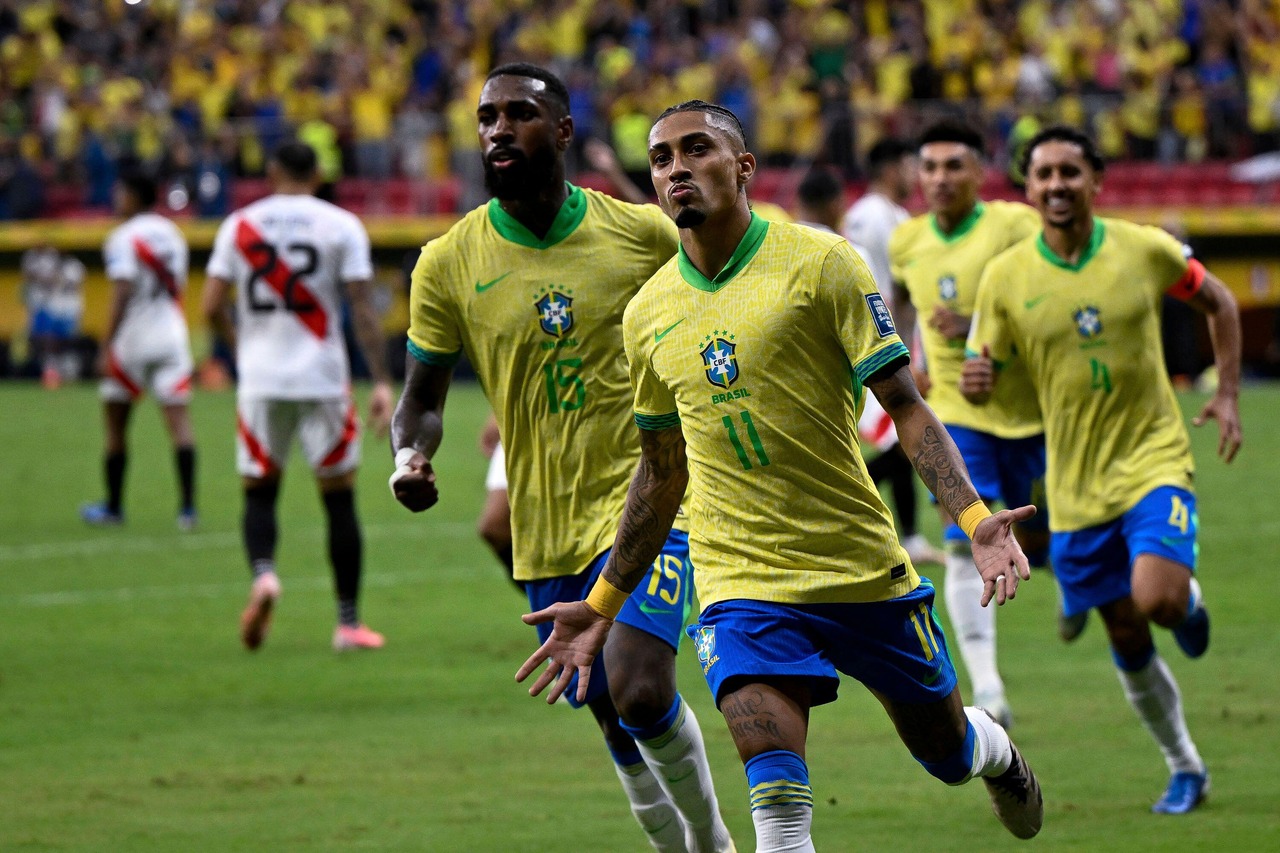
[674,208,707,228]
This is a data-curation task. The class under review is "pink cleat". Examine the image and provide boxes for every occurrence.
[333,624,385,652]
[240,573,281,651]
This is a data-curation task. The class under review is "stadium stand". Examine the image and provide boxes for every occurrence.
[1,0,1278,219]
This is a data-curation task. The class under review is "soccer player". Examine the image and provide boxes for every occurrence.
[888,121,1054,727]
[82,165,197,530]
[389,65,733,852]
[517,100,1044,851]
[203,141,392,653]
[962,125,1242,815]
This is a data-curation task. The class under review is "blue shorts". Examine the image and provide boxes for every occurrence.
[941,425,1049,543]
[687,579,958,708]
[1050,486,1199,618]
[30,310,76,339]
[526,528,695,709]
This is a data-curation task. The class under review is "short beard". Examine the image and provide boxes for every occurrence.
[674,207,708,228]
[483,145,558,201]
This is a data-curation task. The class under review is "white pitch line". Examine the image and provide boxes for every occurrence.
[4,520,483,609]
[12,567,446,608]
[0,520,471,563]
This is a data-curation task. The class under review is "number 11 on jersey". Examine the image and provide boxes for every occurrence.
[722,410,770,470]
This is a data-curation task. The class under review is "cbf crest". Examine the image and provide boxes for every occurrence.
[693,625,719,674]
[700,331,739,388]
[534,289,575,337]
[1074,305,1103,338]
[938,274,958,301]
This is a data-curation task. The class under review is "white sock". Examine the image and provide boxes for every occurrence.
[1116,654,1205,775]
[614,761,685,851]
[945,548,1005,700]
[964,705,1014,779]
[636,700,734,853]
[752,803,815,852]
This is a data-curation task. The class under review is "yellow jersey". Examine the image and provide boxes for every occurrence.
[408,185,680,581]
[624,215,919,610]
[889,200,1042,437]
[968,217,1202,532]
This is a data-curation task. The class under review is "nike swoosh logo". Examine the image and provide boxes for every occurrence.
[475,272,512,293]
[638,601,674,615]
[1024,294,1050,310]
[922,667,943,686]
[654,318,686,343]
[666,767,696,784]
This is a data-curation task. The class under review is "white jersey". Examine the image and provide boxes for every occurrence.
[104,212,190,356]
[207,193,372,399]
[841,191,908,305]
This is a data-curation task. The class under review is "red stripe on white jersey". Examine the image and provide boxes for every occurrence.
[107,351,143,399]
[170,374,193,396]
[320,401,359,468]
[233,218,329,339]
[132,237,181,301]
[237,415,278,476]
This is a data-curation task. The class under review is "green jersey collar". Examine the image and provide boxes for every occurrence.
[487,183,587,249]
[930,202,985,243]
[677,212,770,292]
[1036,218,1105,271]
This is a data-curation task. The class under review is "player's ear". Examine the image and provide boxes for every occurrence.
[736,151,756,188]
[556,115,575,151]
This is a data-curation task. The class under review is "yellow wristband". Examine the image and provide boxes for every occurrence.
[585,575,629,619]
[957,500,993,539]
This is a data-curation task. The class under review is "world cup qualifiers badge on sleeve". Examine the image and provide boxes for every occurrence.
[866,292,896,337]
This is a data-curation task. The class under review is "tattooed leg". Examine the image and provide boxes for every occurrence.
[719,678,812,762]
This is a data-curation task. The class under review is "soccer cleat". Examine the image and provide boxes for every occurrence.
[902,533,946,566]
[975,692,1014,731]
[333,623,385,652]
[1058,607,1089,643]
[1172,578,1210,658]
[983,739,1044,839]
[177,509,198,532]
[1152,771,1209,814]
[80,503,123,526]
[240,573,281,651]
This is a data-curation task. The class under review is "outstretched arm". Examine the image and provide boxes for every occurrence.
[869,364,1034,605]
[388,356,454,511]
[516,425,689,703]
[1185,271,1242,462]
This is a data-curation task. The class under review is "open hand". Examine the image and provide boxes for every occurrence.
[516,601,614,704]
[1192,391,1241,463]
[971,504,1036,606]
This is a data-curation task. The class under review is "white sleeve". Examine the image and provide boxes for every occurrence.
[339,214,374,283]
[103,229,137,282]
[205,216,239,280]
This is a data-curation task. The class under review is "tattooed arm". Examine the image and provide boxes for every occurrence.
[868,363,980,521]
[516,425,688,703]
[868,363,1035,605]
[598,425,689,590]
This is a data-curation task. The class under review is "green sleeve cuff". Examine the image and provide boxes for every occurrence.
[407,339,462,367]
[635,411,681,431]
[854,341,910,387]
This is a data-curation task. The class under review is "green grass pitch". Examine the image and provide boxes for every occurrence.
[1,382,1277,851]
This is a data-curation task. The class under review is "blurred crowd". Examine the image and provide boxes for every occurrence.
[1,0,1279,218]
